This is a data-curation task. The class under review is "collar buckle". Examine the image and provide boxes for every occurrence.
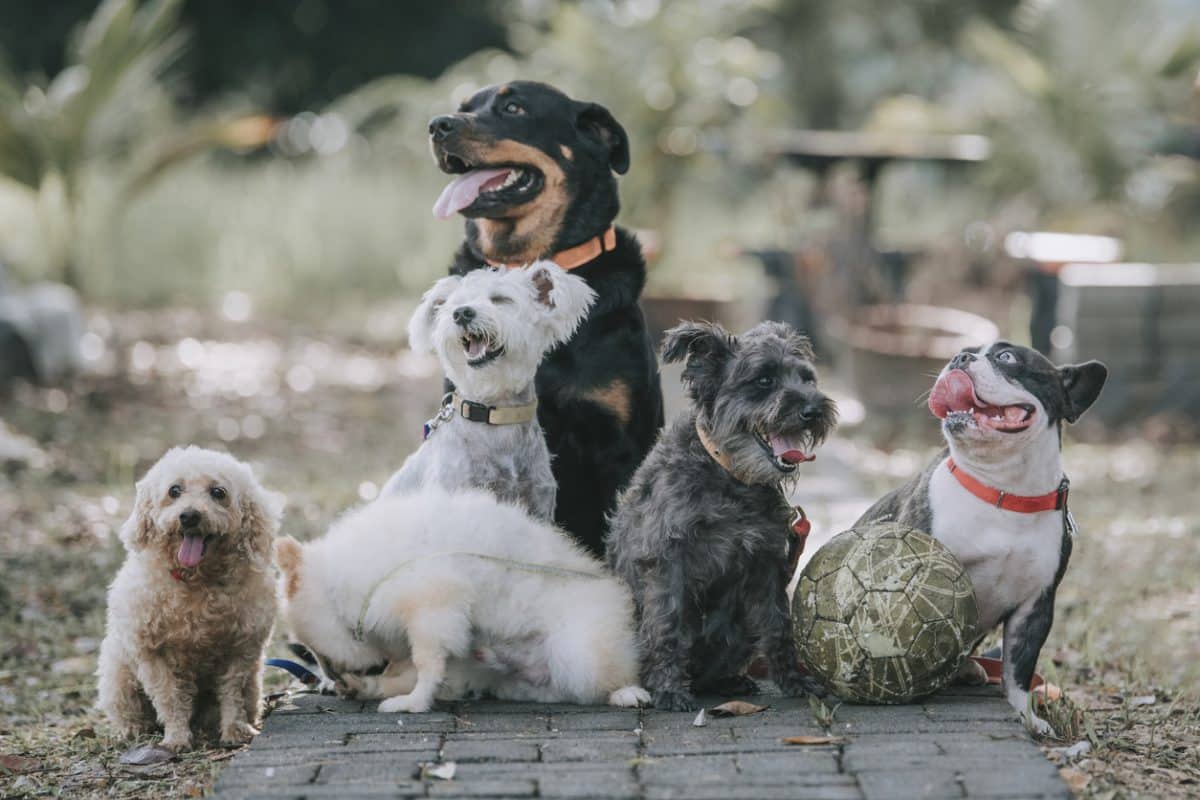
[459,398,492,423]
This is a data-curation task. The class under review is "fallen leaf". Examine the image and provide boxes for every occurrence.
[1130,695,1157,707]
[118,743,176,766]
[0,754,40,774]
[692,709,707,728]
[419,761,456,780]
[1048,740,1091,761]
[709,701,767,717]
[782,735,846,746]
[1059,767,1090,791]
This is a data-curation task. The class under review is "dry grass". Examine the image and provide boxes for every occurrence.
[1,311,1197,798]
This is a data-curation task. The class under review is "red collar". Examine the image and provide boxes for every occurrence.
[486,226,616,270]
[945,458,1068,513]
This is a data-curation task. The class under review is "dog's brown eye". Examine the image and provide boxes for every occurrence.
[168,484,182,499]
[503,101,523,115]
[491,294,513,305]
[756,375,776,389]
[210,486,227,501]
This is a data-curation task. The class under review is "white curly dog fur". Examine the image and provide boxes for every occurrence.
[275,488,648,713]
[96,447,280,750]
[380,262,595,520]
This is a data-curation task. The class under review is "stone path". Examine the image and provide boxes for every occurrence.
[212,372,1070,799]
[212,685,1068,799]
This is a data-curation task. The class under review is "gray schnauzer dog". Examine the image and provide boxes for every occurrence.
[380,262,595,519]
[607,320,837,711]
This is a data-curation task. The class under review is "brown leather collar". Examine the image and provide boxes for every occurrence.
[486,226,616,270]
[696,419,749,484]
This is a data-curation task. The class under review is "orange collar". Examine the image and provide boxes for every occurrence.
[945,458,1069,513]
[486,226,616,271]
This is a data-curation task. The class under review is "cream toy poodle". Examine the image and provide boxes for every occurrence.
[96,446,280,750]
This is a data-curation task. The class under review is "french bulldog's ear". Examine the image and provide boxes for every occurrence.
[527,262,597,345]
[662,321,736,404]
[1059,360,1108,423]
[407,276,460,354]
[575,102,630,175]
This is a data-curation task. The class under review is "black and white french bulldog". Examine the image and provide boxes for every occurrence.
[855,341,1107,733]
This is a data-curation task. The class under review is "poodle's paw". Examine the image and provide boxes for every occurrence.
[378,693,433,714]
[111,719,157,741]
[651,687,698,712]
[608,685,651,707]
[159,731,193,752]
[219,721,259,747]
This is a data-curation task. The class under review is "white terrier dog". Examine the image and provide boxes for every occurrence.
[380,262,595,520]
[274,488,648,712]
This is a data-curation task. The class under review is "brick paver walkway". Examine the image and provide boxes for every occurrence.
[212,684,1068,799]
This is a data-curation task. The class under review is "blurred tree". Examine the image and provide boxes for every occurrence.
[0,0,506,112]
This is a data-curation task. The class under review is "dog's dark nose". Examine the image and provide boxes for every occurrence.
[799,401,824,422]
[949,351,977,371]
[179,509,201,528]
[429,115,460,140]
[452,306,476,326]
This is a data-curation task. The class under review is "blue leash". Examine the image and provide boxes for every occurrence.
[265,658,320,685]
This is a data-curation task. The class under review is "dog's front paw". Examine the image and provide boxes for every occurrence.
[776,670,824,698]
[159,731,193,752]
[219,721,259,747]
[1023,712,1054,737]
[608,685,651,708]
[954,658,990,687]
[378,693,432,714]
[651,688,698,712]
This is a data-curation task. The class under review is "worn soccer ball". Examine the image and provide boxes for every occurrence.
[793,522,980,704]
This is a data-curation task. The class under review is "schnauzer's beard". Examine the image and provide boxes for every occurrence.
[704,392,837,487]
[434,314,542,404]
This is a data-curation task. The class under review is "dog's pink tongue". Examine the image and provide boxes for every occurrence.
[177,535,205,568]
[433,168,511,219]
[769,434,814,465]
[466,337,487,359]
[929,369,975,418]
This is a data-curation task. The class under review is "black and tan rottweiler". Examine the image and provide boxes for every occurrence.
[428,80,664,557]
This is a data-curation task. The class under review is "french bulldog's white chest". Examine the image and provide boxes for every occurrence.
[927,463,1064,632]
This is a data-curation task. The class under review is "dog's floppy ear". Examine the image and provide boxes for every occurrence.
[662,321,736,403]
[408,275,461,354]
[274,536,303,599]
[526,261,597,345]
[118,478,157,553]
[237,467,282,558]
[575,102,630,175]
[1059,360,1108,423]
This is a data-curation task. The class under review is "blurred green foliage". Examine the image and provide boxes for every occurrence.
[0,0,1196,316]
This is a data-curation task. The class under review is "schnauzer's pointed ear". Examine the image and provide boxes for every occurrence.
[408,276,460,354]
[1059,360,1108,423]
[527,262,597,345]
[661,321,734,365]
[662,321,736,403]
[575,102,630,175]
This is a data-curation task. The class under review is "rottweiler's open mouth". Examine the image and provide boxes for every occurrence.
[433,151,543,219]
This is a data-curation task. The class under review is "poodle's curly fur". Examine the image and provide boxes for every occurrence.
[96,446,280,750]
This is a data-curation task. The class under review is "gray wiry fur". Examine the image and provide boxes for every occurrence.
[606,320,838,711]
[380,386,556,520]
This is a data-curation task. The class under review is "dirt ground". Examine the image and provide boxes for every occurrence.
[1,311,1197,798]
